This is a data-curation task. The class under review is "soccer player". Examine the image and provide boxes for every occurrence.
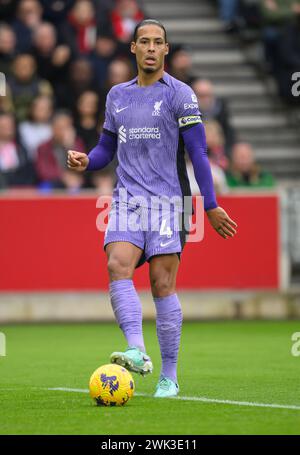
[67,19,237,398]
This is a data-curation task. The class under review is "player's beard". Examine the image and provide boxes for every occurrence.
[143,66,156,74]
[142,61,163,74]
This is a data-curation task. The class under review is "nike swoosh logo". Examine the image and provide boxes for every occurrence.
[116,106,128,113]
[160,239,174,248]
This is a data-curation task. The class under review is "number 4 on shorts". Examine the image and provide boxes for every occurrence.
[160,219,173,238]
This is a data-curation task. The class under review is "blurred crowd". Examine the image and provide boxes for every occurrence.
[217,0,300,104]
[187,79,274,194]
[0,0,275,195]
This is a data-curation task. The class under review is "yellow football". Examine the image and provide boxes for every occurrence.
[89,363,135,406]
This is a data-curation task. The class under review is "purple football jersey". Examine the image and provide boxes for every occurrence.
[103,72,202,212]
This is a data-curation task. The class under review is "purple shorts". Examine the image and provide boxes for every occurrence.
[104,201,190,267]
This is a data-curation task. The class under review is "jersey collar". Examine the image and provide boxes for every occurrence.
[125,72,170,87]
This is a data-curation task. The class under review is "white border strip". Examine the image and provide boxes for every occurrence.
[47,387,300,411]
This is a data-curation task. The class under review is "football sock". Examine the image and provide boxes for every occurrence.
[109,279,145,352]
[154,293,183,383]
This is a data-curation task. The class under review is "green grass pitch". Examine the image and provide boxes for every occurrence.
[0,321,300,435]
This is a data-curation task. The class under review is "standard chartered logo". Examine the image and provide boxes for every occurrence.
[118,125,127,143]
[119,125,161,142]
[129,127,161,140]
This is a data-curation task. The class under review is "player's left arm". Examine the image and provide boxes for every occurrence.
[182,123,237,239]
[174,84,237,239]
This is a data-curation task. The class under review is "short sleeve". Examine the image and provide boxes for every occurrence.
[103,89,117,134]
[173,84,202,129]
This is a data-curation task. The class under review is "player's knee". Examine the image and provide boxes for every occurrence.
[107,256,133,280]
[150,273,176,297]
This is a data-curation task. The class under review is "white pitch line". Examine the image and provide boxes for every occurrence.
[47,387,300,411]
[49,387,90,393]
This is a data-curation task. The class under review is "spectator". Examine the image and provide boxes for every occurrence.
[62,0,97,55]
[168,47,194,86]
[75,91,100,151]
[260,0,297,73]
[40,0,76,24]
[205,120,229,170]
[0,23,17,77]
[0,36,14,113]
[19,95,53,160]
[59,167,85,193]
[8,53,53,121]
[111,0,144,44]
[0,112,35,188]
[0,90,14,114]
[209,161,229,194]
[277,6,300,103]
[90,169,116,195]
[59,57,98,111]
[32,22,72,102]
[218,0,239,31]
[192,78,235,155]
[35,110,85,188]
[99,58,134,110]
[94,0,114,36]
[104,57,133,87]
[237,0,262,32]
[91,35,119,91]
[12,0,43,53]
[0,0,18,22]
[226,142,275,187]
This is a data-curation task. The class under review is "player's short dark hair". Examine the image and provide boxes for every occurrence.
[133,19,167,43]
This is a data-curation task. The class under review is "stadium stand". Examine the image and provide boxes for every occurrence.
[1,0,299,189]
[146,0,300,181]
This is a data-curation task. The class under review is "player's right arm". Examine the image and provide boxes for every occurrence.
[67,89,118,172]
[67,130,117,172]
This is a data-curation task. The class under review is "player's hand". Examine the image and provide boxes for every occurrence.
[67,150,89,172]
[206,206,237,239]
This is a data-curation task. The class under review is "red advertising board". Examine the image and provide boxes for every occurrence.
[0,194,279,291]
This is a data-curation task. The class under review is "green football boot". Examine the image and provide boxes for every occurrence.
[110,346,153,376]
[154,377,179,398]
